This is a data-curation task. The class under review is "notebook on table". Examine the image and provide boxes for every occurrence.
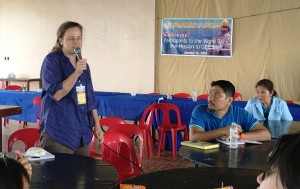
[181,141,220,150]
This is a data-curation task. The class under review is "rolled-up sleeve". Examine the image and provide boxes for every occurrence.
[86,65,97,111]
[41,54,64,99]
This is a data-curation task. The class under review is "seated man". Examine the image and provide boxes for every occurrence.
[189,80,271,142]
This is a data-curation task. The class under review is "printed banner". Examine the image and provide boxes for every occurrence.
[161,18,233,57]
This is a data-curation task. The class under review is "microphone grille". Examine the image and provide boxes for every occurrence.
[74,47,81,54]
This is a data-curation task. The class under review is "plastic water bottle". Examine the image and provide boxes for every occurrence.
[192,90,197,102]
[229,122,238,149]
[22,84,27,92]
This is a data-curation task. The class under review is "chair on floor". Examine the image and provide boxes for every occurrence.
[173,93,191,98]
[137,103,156,158]
[120,103,156,159]
[7,128,40,152]
[234,92,243,101]
[155,103,189,158]
[33,97,42,128]
[105,123,144,167]
[99,117,126,133]
[89,117,125,160]
[4,85,27,128]
[285,100,294,104]
[5,85,23,91]
[197,94,209,100]
[102,132,143,182]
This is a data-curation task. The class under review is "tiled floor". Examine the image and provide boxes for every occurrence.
[142,151,194,173]
[2,120,194,173]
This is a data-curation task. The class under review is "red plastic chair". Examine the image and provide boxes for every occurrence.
[155,103,189,158]
[234,92,243,101]
[173,93,191,98]
[197,94,209,100]
[105,123,144,167]
[138,103,156,158]
[102,132,143,182]
[99,117,126,133]
[33,97,42,128]
[285,100,294,104]
[5,85,23,91]
[4,85,27,127]
[7,128,40,152]
[89,117,125,160]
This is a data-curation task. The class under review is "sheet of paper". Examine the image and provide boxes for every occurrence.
[216,138,262,145]
[25,151,55,162]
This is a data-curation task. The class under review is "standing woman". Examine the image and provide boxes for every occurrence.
[39,21,103,155]
[245,79,293,121]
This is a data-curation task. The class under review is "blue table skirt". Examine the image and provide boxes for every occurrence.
[95,93,164,121]
[0,90,41,122]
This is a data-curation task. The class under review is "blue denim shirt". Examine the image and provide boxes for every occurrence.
[189,105,258,132]
[40,51,97,149]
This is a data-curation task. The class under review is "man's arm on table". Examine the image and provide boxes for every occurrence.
[189,123,271,142]
[244,123,271,141]
[189,126,230,142]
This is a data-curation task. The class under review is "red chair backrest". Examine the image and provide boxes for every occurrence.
[102,132,143,182]
[173,93,191,98]
[8,128,40,152]
[89,117,125,158]
[155,103,183,129]
[139,103,155,129]
[105,124,144,167]
[99,117,126,132]
[5,85,22,91]
[285,100,294,104]
[234,92,243,101]
[197,94,209,100]
[33,97,42,128]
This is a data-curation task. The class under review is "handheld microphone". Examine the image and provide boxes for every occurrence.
[74,47,82,60]
[74,47,86,74]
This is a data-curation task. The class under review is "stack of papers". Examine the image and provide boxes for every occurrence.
[181,141,220,150]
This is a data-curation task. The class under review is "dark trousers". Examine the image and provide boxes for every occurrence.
[39,130,91,156]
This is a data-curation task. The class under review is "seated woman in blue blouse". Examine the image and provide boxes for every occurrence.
[245,79,293,121]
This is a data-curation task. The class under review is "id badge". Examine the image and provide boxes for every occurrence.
[76,84,86,105]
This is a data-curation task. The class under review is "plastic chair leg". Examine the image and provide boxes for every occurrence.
[142,129,150,158]
[147,127,154,157]
[4,118,8,126]
[171,129,177,158]
[184,130,189,141]
[157,129,166,157]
